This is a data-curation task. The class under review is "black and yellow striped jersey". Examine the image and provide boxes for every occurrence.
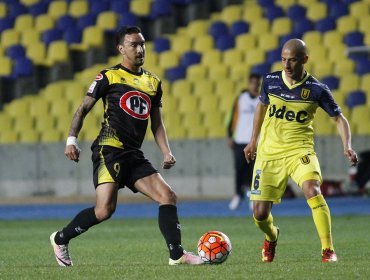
[87,64,162,149]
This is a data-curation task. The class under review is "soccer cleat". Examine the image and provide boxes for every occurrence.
[50,232,73,267]
[322,248,338,262]
[262,226,279,262]
[229,195,241,210]
[169,251,204,265]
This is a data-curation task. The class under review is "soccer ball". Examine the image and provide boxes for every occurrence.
[197,231,232,264]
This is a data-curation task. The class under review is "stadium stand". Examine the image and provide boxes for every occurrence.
[0,0,370,144]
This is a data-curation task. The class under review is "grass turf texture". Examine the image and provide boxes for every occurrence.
[0,216,369,279]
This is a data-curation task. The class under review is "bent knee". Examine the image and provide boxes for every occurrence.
[95,205,116,221]
[159,188,177,205]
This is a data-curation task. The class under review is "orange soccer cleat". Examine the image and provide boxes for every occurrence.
[262,226,279,262]
[322,248,338,262]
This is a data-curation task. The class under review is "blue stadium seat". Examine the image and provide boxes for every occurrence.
[57,15,76,31]
[342,0,358,4]
[345,90,366,109]
[8,2,28,18]
[329,3,348,19]
[153,38,171,53]
[90,0,110,16]
[293,19,314,35]
[208,21,229,40]
[12,57,33,78]
[279,32,302,45]
[215,34,235,51]
[315,18,336,33]
[151,0,172,19]
[180,51,201,68]
[258,0,275,8]
[356,60,370,75]
[265,5,285,21]
[344,31,364,47]
[266,48,281,64]
[321,76,339,90]
[6,45,26,60]
[0,17,15,33]
[321,0,340,9]
[118,12,138,26]
[230,20,249,37]
[29,2,49,17]
[251,63,271,76]
[42,28,64,45]
[63,28,82,44]
[166,66,186,82]
[77,14,96,30]
[111,0,130,14]
[287,5,306,21]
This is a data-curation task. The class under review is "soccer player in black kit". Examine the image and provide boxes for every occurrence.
[50,26,203,266]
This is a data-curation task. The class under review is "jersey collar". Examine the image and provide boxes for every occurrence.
[118,64,143,76]
[282,70,310,90]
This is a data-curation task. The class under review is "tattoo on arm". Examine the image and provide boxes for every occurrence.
[69,96,97,137]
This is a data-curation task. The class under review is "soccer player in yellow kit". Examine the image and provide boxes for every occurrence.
[244,39,358,263]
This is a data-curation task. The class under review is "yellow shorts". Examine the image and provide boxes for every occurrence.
[250,153,322,204]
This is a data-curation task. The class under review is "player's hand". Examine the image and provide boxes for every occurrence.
[244,142,257,164]
[65,145,81,162]
[227,138,234,149]
[163,153,176,169]
[344,148,358,166]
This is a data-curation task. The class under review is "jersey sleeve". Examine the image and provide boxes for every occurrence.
[86,71,109,100]
[151,81,163,108]
[259,76,270,105]
[318,84,342,117]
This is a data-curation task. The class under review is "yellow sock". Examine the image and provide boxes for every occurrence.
[254,213,278,242]
[307,194,334,251]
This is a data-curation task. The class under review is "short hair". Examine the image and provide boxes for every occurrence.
[249,73,261,81]
[115,26,142,46]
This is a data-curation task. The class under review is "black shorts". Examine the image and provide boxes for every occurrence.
[91,142,158,192]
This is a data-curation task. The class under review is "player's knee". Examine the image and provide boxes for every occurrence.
[159,188,177,205]
[253,206,270,221]
[95,205,116,221]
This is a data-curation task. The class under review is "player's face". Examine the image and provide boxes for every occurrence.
[281,48,307,81]
[121,33,146,67]
[248,77,260,96]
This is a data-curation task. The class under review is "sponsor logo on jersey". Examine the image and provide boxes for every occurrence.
[268,104,308,123]
[88,81,97,93]
[301,88,310,100]
[300,155,310,164]
[268,85,281,89]
[95,73,103,81]
[266,75,279,79]
[119,91,151,120]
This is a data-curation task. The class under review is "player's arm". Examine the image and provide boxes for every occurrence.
[244,102,268,163]
[332,113,358,166]
[65,96,97,162]
[150,107,176,169]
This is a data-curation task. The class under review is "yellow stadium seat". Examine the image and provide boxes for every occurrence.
[170,80,192,98]
[46,40,69,65]
[222,49,244,67]
[64,82,85,101]
[41,82,66,100]
[303,31,322,46]
[69,0,89,18]
[0,131,18,143]
[245,49,265,65]
[249,18,270,35]
[339,74,360,92]
[271,17,292,36]
[199,96,218,113]
[215,79,235,97]
[50,101,71,116]
[271,61,282,72]
[337,16,358,34]
[186,20,209,38]
[327,44,346,62]
[359,16,370,33]
[177,97,198,114]
[235,33,257,51]
[203,111,224,128]
[0,3,6,18]
[170,35,192,54]
[0,114,13,130]
[360,74,370,92]
[19,130,40,143]
[306,2,327,21]
[55,115,72,135]
[187,125,207,139]
[331,90,346,108]
[313,108,335,135]
[34,115,55,131]
[350,1,370,18]
[219,94,235,115]
[220,5,242,25]
[21,29,41,46]
[14,14,34,31]
[207,123,226,138]
[258,33,278,52]
[4,99,30,116]
[161,95,177,115]
[334,60,355,76]
[275,0,296,10]
[182,113,202,129]
[364,32,370,46]
[350,105,370,125]
[201,49,222,67]
[158,50,179,69]
[34,14,54,32]
[166,115,186,139]
[193,35,214,53]
[20,0,40,6]
[0,56,12,76]
[48,0,68,19]
[242,4,263,22]
[193,80,214,97]
[96,11,118,31]
[130,0,151,17]
[322,31,343,48]
[40,130,63,142]
[207,65,229,81]
[1,29,20,49]
[307,45,327,63]
[313,62,333,79]
[13,115,34,132]
[29,98,50,117]
[297,0,318,7]
[186,64,207,82]
[229,63,249,82]
[71,27,104,51]
[144,52,157,69]
[26,42,46,65]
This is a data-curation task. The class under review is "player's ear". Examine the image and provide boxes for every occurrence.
[302,55,308,64]
[117,44,125,55]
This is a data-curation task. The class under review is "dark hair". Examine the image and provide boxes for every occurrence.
[115,26,142,46]
[249,73,261,80]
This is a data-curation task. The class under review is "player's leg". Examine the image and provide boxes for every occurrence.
[134,173,203,265]
[230,144,246,210]
[50,183,118,266]
[291,154,337,262]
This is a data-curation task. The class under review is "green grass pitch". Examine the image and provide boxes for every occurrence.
[0,216,369,279]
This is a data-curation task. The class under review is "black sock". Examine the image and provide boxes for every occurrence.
[158,204,183,260]
[54,207,100,245]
